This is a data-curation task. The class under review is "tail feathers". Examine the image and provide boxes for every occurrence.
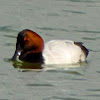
[74,42,89,57]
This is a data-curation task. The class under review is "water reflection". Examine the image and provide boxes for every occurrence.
[12,58,43,70]
[43,62,87,71]
[11,56,88,73]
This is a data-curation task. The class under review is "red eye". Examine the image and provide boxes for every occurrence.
[24,37,27,41]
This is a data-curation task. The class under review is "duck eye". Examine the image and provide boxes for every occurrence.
[24,37,27,41]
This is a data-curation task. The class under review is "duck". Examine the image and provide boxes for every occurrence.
[12,29,89,65]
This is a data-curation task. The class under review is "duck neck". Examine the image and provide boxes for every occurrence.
[19,51,44,64]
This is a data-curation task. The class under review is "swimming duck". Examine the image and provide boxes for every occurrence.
[12,29,89,65]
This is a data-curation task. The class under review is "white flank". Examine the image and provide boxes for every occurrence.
[43,40,86,64]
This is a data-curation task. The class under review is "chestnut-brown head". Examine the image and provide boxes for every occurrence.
[12,29,44,63]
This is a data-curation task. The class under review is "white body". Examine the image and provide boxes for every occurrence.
[43,40,86,64]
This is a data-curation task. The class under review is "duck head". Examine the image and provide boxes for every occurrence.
[12,29,44,64]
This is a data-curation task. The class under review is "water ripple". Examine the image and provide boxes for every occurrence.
[86,94,100,97]
[0,73,8,76]
[26,83,54,87]
[37,27,68,32]
[4,43,15,46]
[63,10,86,14]
[47,70,83,76]
[3,35,16,38]
[47,96,84,100]
[64,0,96,3]
[75,30,100,34]
[47,13,59,16]
[96,71,100,73]
[0,26,17,32]
[82,37,96,40]
[0,99,10,100]
[87,89,100,91]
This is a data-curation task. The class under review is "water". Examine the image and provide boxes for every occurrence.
[1,0,100,100]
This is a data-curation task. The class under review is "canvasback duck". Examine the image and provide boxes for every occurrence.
[12,29,89,65]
